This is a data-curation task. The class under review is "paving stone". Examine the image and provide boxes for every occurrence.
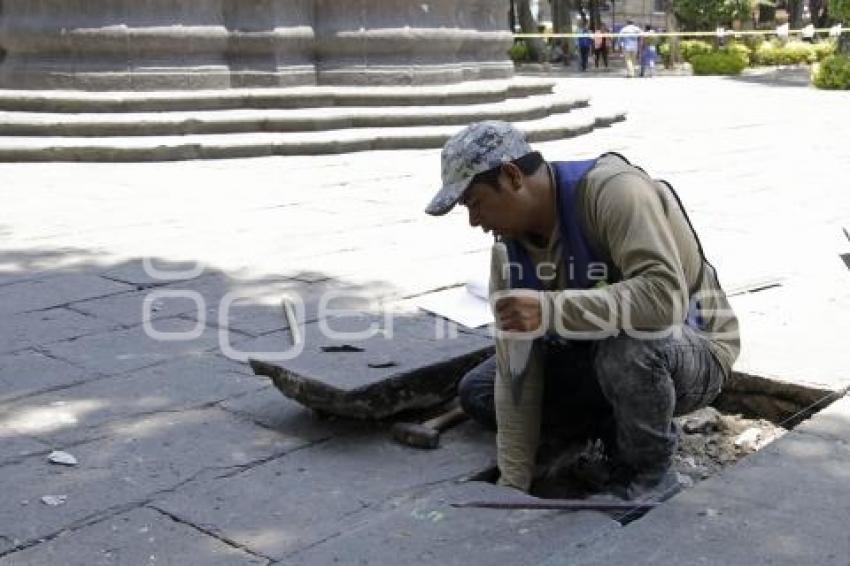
[0,507,267,566]
[0,407,312,553]
[0,308,118,355]
[69,289,207,328]
[0,353,267,445]
[0,274,134,316]
[247,312,493,419]
[99,258,211,287]
[42,317,236,377]
[563,430,850,566]
[0,435,50,466]
[151,422,495,560]
[0,350,92,403]
[793,394,850,445]
[289,481,619,565]
[178,274,389,338]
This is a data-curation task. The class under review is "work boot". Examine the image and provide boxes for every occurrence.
[605,462,683,503]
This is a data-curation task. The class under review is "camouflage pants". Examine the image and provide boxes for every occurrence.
[458,325,727,473]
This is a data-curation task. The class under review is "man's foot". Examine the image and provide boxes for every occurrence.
[605,462,683,503]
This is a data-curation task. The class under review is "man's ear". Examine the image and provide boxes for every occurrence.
[501,162,524,192]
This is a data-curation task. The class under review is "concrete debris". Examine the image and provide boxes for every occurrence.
[47,450,78,466]
[734,427,763,450]
[681,407,722,434]
[40,495,67,506]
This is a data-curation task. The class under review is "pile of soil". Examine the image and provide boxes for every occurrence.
[531,407,786,498]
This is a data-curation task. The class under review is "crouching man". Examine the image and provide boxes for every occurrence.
[425,121,740,500]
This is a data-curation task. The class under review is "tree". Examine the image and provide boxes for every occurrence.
[665,0,682,64]
[674,0,732,30]
[830,0,850,52]
[516,0,547,61]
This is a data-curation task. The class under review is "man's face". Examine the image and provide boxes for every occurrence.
[460,172,523,239]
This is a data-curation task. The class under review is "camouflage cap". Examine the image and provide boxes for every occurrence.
[425,121,533,216]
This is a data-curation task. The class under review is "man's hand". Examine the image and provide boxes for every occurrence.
[495,294,542,333]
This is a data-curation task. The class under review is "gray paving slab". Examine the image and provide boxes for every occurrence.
[561,417,850,566]
[98,258,211,288]
[174,274,391,338]
[0,350,92,403]
[0,407,311,554]
[288,481,618,565]
[151,423,495,560]
[793,394,850,444]
[68,288,209,328]
[0,507,267,566]
[0,435,50,466]
[247,312,493,419]
[41,317,236,377]
[0,353,266,446]
[0,308,118,356]
[0,274,134,316]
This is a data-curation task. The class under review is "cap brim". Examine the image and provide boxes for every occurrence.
[425,179,470,216]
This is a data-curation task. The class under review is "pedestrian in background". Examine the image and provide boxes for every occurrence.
[640,24,657,78]
[619,20,642,78]
[578,25,593,72]
[594,24,609,70]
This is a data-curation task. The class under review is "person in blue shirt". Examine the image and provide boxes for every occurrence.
[578,26,593,72]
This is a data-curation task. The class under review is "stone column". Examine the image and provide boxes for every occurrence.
[314,0,513,86]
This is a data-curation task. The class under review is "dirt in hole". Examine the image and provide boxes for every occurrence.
[530,406,786,499]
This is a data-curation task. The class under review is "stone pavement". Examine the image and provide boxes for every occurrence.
[0,75,848,564]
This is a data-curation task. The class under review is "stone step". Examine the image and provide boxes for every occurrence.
[0,78,557,113]
[0,93,591,137]
[0,105,626,161]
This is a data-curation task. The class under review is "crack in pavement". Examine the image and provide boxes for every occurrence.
[0,437,332,560]
[146,506,272,564]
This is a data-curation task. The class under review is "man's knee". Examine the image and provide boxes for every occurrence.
[457,355,497,430]
[593,334,665,393]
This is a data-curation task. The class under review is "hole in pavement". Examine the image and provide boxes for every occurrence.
[320,345,364,353]
[462,380,840,524]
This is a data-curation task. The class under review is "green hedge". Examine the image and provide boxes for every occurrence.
[691,52,747,75]
[508,40,530,63]
[812,55,850,89]
[720,41,751,67]
[751,40,836,66]
[680,40,714,63]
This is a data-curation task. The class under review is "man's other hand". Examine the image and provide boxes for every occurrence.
[495,294,542,333]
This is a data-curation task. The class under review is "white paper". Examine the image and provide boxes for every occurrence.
[414,284,493,329]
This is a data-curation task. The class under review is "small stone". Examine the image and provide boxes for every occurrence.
[47,450,78,466]
[699,507,721,518]
[40,494,68,506]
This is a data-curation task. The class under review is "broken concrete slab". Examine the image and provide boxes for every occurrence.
[42,317,234,377]
[151,422,494,560]
[0,307,118,355]
[247,312,493,419]
[0,353,266,445]
[0,407,310,553]
[0,274,134,316]
[0,350,92,403]
[289,480,619,565]
[0,507,268,565]
[562,427,850,566]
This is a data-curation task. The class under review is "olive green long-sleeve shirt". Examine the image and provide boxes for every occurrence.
[492,154,740,491]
